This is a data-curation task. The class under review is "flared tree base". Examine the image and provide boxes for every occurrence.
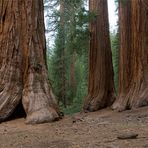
[112,88,148,112]
[0,64,22,122]
[22,69,61,124]
[83,93,115,112]
[25,107,59,124]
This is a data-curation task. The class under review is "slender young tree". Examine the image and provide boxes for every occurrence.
[50,0,67,107]
[59,0,66,107]
[50,0,89,107]
[0,0,60,123]
[83,0,115,111]
[112,0,148,111]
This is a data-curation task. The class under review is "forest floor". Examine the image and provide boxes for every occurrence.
[0,107,148,148]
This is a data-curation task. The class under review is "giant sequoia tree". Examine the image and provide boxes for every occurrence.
[0,0,60,123]
[112,0,148,111]
[83,0,115,111]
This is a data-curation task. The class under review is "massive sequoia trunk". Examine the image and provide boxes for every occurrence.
[112,0,148,111]
[0,0,60,123]
[83,0,115,112]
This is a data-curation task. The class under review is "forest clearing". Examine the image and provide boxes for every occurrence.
[0,107,148,148]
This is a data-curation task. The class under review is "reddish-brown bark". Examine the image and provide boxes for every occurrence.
[112,0,148,111]
[83,0,115,112]
[0,0,60,123]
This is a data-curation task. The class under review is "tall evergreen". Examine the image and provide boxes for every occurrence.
[46,0,89,109]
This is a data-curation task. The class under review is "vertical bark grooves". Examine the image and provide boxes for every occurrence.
[83,0,115,112]
[0,0,60,123]
[112,0,148,111]
[0,0,23,121]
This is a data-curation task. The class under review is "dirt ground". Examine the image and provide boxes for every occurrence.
[0,107,148,148]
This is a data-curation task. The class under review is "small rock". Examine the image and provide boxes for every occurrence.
[4,129,7,132]
[71,116,84,123]
[117,133,138,140]
[24,135,28,139]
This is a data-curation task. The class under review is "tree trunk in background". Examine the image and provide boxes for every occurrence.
[59,0,66,107]
[83,0,115,112]
[0,0,60,123]
[112,0,148,111]
[69,5,77,103]
[70,51,76,101]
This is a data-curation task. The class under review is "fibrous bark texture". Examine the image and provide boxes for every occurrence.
[83,0,115,112]
[0,0,60,124]
[112,0,148,111]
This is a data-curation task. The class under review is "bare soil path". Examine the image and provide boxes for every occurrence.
[0,107,148,148]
